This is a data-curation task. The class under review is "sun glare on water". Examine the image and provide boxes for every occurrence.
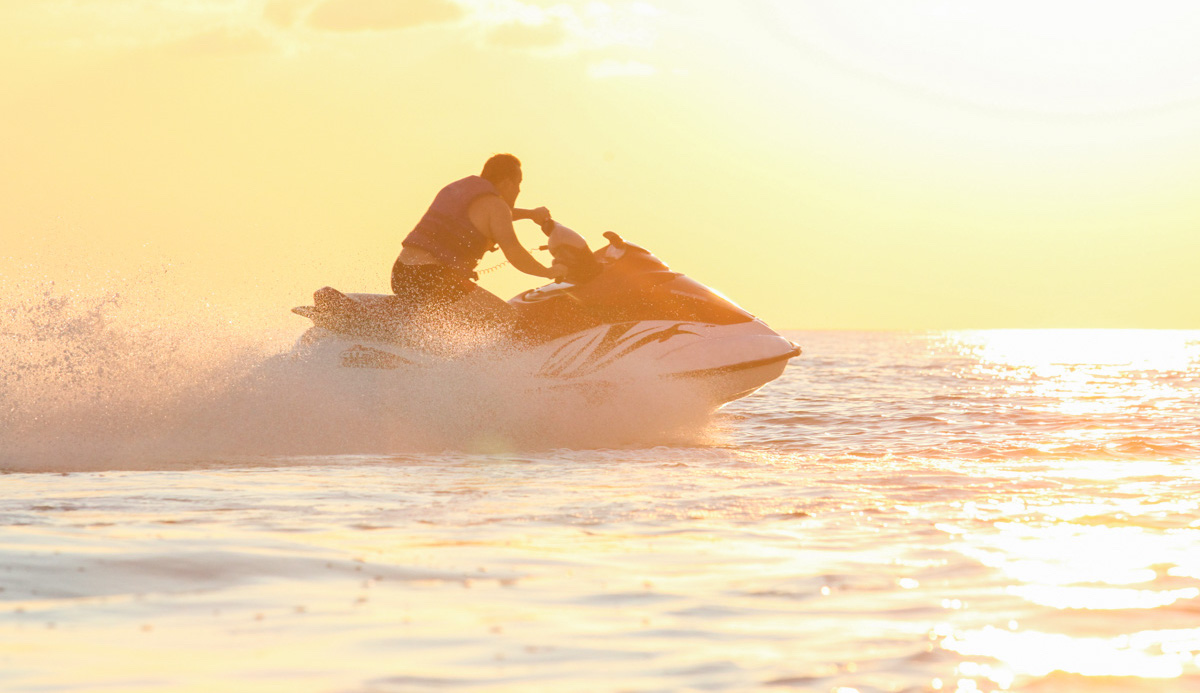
[918,330,1200,686]
[941,498,1200,683]
[951,328,1199,420]
[962,329,1200,372]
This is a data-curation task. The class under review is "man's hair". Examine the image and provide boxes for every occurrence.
[480,153,522,185]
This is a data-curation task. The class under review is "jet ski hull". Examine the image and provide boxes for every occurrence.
[290,319,798,409]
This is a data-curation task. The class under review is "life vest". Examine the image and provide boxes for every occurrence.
[401,176,500,279]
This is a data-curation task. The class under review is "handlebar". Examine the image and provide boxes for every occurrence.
[540,221,602,284]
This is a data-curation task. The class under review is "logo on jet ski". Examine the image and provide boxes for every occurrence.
[537,322,698,379]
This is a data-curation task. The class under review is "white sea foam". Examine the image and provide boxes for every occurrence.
[0,281,712,472]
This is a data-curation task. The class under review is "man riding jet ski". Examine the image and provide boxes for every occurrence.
[388,153,563,332]
[292,155,800,407]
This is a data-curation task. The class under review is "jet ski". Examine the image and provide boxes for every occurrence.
[291,223,800,408]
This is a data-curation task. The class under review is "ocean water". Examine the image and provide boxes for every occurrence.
[3,317,1200,692]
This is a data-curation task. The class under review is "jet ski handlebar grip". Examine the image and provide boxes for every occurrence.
[602,231,626,249]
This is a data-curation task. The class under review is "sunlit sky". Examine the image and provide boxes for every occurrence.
[3,0,1199,329]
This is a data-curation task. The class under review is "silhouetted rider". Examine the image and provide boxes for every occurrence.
[391,154,564,323]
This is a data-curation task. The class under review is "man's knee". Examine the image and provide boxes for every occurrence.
[453,287,515,325]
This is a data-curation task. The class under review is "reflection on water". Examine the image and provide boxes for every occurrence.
[926,328,1200,687]
[2,330,1199,692]
[945,486,1200,683]
[958,329,1199,372]
[944,626,1192,680]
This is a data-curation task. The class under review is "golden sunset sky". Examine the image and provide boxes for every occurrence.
[3,0,1199,330]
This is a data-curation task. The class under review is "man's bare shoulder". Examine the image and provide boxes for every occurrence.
[467,192,506,213]
[467,193,510,240]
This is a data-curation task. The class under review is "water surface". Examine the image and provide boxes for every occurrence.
[3,330,1199,692]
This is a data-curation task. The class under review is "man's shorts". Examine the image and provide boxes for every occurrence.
[390,260,474,308]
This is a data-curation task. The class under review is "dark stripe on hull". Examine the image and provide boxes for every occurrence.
[665,346,801,381]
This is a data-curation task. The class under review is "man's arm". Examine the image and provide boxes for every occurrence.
[512,206,552,226]
[481,198,560,279]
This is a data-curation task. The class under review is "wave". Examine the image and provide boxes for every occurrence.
[725,435,1200,463]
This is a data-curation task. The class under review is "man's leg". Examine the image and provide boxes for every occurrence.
[453,286,516,325]
[408,284,513,355]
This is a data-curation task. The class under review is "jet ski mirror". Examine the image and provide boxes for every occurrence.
[602,231,627,249]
